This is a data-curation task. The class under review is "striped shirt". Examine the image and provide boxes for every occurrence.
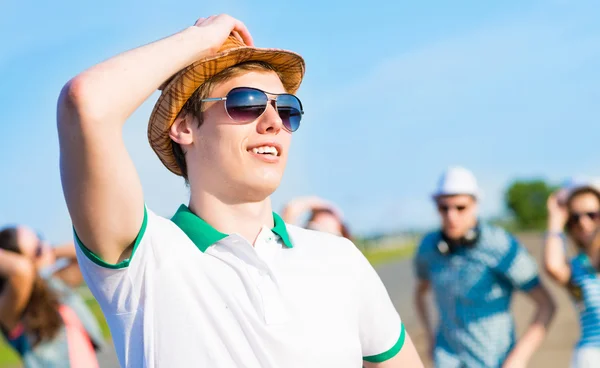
[568,254,600,348]
[414,223,541,368]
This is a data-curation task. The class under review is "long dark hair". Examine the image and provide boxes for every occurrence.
[307,208,352,241]
[0,228,63,347]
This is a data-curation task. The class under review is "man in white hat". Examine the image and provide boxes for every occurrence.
[56,14,422,368]
[413,166,555,367]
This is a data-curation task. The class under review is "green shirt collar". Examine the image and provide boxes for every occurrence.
[170,204,293,252]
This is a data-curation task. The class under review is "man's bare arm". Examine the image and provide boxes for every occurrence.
[502,285,555,368]
[56,15,253,264]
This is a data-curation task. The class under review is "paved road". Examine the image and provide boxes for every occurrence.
[98,233,580,367]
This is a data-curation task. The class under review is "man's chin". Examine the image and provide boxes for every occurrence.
[240,179,281,202]
[444,230,464,240]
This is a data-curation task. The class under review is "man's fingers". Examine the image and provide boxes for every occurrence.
[231,30,244,44]
[193,17,207,26]
[232,19,254,46]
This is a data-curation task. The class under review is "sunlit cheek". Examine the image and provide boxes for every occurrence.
[581,220,597,234]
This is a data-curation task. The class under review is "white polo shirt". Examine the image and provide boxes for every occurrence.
[74,204,405,367]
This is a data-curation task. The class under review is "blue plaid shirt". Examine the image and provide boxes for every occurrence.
[414,223,541,368]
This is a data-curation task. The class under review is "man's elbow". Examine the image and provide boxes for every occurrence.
[544,292,557,320]
[533,284,557,323]
[57,75,104,131]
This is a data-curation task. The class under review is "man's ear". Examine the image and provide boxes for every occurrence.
[169,112,195,145]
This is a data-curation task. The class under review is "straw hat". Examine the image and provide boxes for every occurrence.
[147,35,305,175]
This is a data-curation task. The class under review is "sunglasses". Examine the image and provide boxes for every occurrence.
[201,87,304,132]
[437,204,468,213]
[568,211,600,225]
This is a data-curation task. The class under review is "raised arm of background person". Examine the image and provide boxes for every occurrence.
[543,193,571,285]
[281,196,336,224]
[502,285,556,368]
[0,248,35,331]
[50,242,84,287]
[363,333,424,368]
[52,242,77,260]
[56,15,254,264]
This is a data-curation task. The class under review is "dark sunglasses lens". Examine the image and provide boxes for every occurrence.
[568,214,578,224]
[225,88,268,123]
[276,94,302,132]
[569,212,600,224]
[438,204,467,213]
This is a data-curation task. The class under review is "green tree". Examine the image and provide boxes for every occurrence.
[505,179,556,230]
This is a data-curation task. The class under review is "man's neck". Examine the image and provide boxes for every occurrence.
[188,190,274,246]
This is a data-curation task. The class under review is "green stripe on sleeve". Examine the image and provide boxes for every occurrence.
[363,323,406,363]
[74,206,148,269]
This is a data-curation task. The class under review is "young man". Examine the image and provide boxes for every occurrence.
[413,166,556,368]
[56,14,422,367]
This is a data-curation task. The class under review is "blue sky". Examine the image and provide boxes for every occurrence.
[1,0,599,242]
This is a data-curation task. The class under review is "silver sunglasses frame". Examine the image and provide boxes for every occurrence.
[200,87,304,132]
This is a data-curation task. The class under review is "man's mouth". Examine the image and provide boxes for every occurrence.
[248,145,280,157]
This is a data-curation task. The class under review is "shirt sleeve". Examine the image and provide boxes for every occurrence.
[73,205,155,315]
[351,242,405,363]
[493,233,541,292]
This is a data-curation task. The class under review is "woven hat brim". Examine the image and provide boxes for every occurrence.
[147,46,305,176]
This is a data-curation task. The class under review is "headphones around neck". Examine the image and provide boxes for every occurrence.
[436,223,481,256]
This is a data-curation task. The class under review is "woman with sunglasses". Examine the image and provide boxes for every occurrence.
[281,196,352,240]
[545,179,600,368]
[0,226,105,368]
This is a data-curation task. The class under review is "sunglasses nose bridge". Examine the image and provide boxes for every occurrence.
[256,99,283,133]
[571,214,592,228]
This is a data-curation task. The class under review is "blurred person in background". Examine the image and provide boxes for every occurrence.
[413,166,555,368]
[281,196,352,240]
[544,178,600,367]
[0,225,104,368]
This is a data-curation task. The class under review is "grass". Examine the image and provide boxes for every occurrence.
[0,344,19,367]
[363,244,417,266]
[84,296,111,338]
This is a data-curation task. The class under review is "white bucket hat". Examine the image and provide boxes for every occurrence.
[432,166,482,200]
